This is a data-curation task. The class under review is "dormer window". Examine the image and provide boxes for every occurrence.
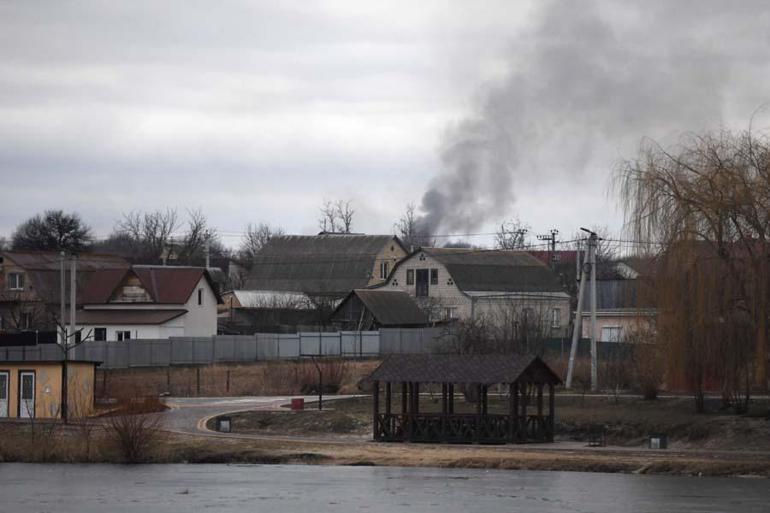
[379,261,389,279]
[7,273,24,291]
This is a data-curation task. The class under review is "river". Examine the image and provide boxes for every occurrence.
[0,464,767,512]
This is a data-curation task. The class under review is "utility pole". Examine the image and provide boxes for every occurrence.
[537,229,559,271]
[565,228,599,391]
[59,252,66,345]
[565,243,587,388]
[205,238,211,268]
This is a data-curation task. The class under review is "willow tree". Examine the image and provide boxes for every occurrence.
[617,129,770,408]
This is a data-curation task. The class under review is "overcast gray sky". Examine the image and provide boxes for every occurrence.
[2,1,770,247]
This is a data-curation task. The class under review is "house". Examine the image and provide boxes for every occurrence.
[73,265,222,341]
[0,359,98,419]
[384,248,571,336]
[0,251,129,334]
[218,289,317,334]
[580,258,656,342]
[244,234,409,299]
[330,289,430,330]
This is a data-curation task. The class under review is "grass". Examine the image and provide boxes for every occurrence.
[220,393,770,451]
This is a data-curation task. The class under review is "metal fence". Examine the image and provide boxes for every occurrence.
[0,330,384,369]
[0,328,620,369]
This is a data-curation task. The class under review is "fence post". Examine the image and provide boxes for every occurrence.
[255,334,259,362]
[212,336,216,364]
[339,332,343,356]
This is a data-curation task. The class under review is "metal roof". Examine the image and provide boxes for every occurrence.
[80,266,223,305]
[335,289,429,326]
[245,234,404,296]
[363,353,562,385]
[412,248,566,293]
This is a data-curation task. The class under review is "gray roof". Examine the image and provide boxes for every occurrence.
[245,234,403,296]
[420,248,565,293]
[336,289,429,326]
[363,353,562,385]
[581,279,654,310]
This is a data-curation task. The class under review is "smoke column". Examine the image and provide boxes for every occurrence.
[417,0,768,236]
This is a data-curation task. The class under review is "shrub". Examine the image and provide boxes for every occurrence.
[105,396,164,463]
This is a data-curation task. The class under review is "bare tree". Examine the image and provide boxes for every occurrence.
[11,210,93,253]
[318,199,355,233]
[0,235,8,250]
[335,200,355,233]
[239,222,284,261]
[495,216,529,250]
[319,200,338,233]
[395,203,433,249]
[110,208,180,263]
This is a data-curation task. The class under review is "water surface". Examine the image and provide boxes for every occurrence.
[0,463,767,512]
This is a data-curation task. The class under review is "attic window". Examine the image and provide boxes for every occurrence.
[7,273,24,291]
[430,269,438,285]
[418,253,426,261]
[197,288,203,306]
[447,278,454,286]
[406,269,414,285]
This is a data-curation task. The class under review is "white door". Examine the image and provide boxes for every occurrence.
[0,372,8,417]
[19,371,35,419]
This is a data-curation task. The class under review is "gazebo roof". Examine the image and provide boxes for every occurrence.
[363,353,562,386]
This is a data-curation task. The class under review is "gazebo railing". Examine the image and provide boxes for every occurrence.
[375,413,553,443]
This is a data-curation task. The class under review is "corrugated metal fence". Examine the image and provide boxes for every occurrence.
[0,330,418,369]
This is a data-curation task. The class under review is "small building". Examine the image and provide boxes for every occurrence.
[363,353,562,444]
[0,360,98,419]
[75,265,223,341]
[330,289,430,330]
[384,248,571,334]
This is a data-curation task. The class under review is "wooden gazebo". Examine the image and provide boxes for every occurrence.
[362,353,562,444]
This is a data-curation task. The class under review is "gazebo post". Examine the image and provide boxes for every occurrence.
[401,382,408,414]
[509,382,517,442]
[372,380,380,440]
[548,383,555,442]
[482,385,488,415]
[385,381,392,416]
[520,382,528,441]
[441,383,448,414]
[448,384,454,414]
[537,383,544,441]
[413,382,420,414]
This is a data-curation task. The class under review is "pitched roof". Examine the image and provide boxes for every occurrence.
[416,248,566,293]
[0,251,130,304]
[1,251,129,271]
[363,353,562,385]
[80,266,223,305]
[75,309,187,325]
[334,289,429,326]
[245,234,404,296]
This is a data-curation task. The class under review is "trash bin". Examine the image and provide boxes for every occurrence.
[291,398,305,411]
[649,433,668,449]
[216,416,232,433]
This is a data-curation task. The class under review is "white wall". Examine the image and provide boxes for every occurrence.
[182,276,219,336]
[75,323,185,341]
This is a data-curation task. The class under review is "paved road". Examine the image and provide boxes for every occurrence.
[161,395,360,439]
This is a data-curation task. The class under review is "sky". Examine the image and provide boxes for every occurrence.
[2,1,770,248]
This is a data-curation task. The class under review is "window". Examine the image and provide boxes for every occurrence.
[406,269,414,285]
[415,269,429,297]
[379,261,389,280]
[94,328,107,342]
[444,307,457,320]
[551,308,561,328]
[430,269,438,285]
[116,330,131,341]
[7,273,24,291]
[601,326,623,343]
[197,288,203,306]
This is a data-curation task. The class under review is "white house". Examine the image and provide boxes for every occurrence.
[74,265,222,341]
[383,248,571,337]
